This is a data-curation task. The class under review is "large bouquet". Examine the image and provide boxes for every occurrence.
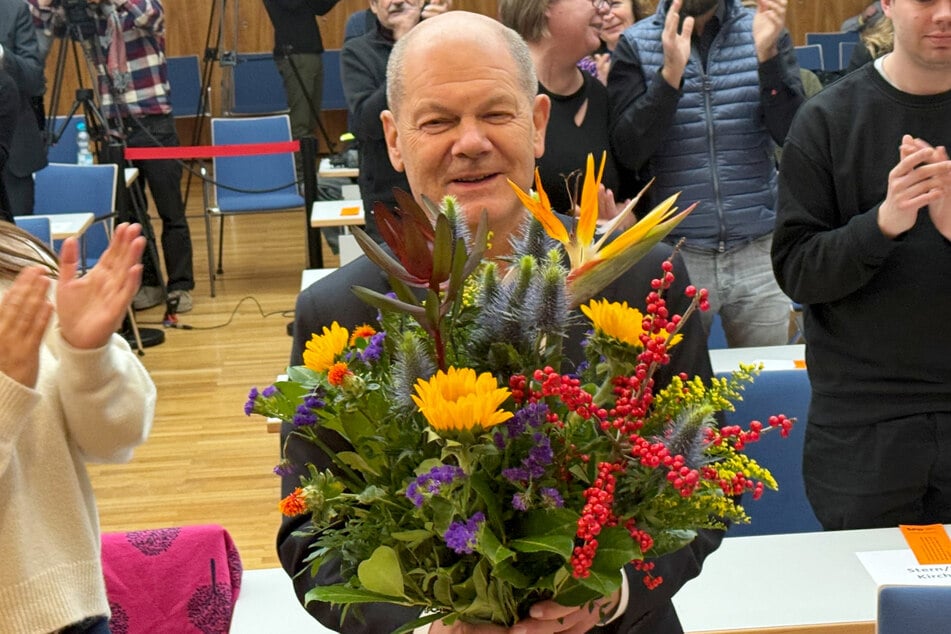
[246,155,792,632]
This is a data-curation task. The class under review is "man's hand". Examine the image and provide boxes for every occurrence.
[0,267,53,388]
[752,0,788,62]
[389,0,423,40]
[879,136,951,239]
[661,0,693,89]
[428,591,621,634]
[900,135,951,240]
[420,0,451,21]
[57,222,145,350]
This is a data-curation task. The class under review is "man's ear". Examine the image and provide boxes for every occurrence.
[381,109,405,173]
[532,94,551,160]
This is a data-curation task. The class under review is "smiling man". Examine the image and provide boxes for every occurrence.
[772,0,951,531]
[284,11,721,634]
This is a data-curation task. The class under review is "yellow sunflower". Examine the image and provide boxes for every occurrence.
[411,367,513,433]
[581,299,683,348]
[349,324,377,346]
[303,322,350,373]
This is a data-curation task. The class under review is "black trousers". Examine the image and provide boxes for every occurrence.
[119,113,194,292]
[804,411,951,530]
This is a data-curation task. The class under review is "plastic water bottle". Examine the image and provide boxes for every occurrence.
[76,121,94,165]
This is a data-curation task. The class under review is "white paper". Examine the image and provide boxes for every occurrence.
[753,359,802,371]
[857,549,951,586]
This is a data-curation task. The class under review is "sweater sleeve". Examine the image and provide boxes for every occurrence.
[53,331,155,463]
[608,35,682,172]
[771,116,897,305]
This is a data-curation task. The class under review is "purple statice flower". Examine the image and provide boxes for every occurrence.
[360,332,386,363]
[511,492,529,512]
[539,487,564,509]
[262,385,278,397]
[292,403,318,427]
[444,512,485,554]
[503,432,554,485]
[406,465,466,508]
[273,460,297,477]
[244,387,259,416]
[502,466,530,485]
[504,402,549,440]
[577,56,599,80]
[304,395,325,410]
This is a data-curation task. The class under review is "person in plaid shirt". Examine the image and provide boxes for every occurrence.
[30,0,195,313]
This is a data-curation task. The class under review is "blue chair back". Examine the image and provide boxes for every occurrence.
[794,44,824,71]
[722,369,822,537]
[13,215,53,247]
[228,53,289,115]
[47,116,82,164]
[33,163,117,268]
[166,54,205,118]
[321,49,347,111]
[210,115,303,212]
[839,41,858,70]
[878,586,951,634]
[708,312,728,350]
[805,31,860,71]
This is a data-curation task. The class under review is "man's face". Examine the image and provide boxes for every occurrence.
[382,33,550,239]
[679,0,718,18]
[370,0,419,31]
[883,0,951,72]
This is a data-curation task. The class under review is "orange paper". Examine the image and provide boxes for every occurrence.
[340,207,360,216]
[900,524,951,565]
[793,359,806,369]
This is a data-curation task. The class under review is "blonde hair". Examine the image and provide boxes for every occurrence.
[0,222,58,282]
[862,16,894,59]
[498,0,550,43]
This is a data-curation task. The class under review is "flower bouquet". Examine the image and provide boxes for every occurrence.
[246,155,793,632]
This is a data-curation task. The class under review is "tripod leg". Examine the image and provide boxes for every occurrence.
[125,307,145,356]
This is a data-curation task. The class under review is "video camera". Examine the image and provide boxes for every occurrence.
[56,0,99,42]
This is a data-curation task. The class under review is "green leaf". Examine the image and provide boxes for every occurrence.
[431,213,454,285]
[305,583,409,606]
[336,451,381,477]
[356,546,406,598]
[478,525,515,566]
[391,612,447,634]
[351,286,426,322]
[509,534,575,557]
[390,529,434,545]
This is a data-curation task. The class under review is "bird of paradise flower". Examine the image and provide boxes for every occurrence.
[509,152,696,307]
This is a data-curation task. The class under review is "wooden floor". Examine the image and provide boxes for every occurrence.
[88,194,338,570]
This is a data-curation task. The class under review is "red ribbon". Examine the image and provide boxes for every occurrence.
[124,141,300,161]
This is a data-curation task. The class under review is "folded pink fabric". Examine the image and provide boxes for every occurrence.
[101,525,242,634]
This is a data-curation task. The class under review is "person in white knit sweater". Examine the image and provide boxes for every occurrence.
[0,221,156,634]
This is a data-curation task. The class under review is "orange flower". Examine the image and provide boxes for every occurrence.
[350,324,377,346]
[279,488,307,516]
[327,362,352,387]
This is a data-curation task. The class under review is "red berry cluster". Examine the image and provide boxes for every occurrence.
[632,559,664,590]
[571,461,622,578]
[532,367,607,423]
[629,436,701,497]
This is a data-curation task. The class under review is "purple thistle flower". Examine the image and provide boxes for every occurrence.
[244,387,259,416]
[540,487,564,508]
[405,465,466,508]
[444,512,485,554]
[292,403,318,427]
[262,385,278,397]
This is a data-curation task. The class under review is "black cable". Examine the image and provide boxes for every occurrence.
[137,296,295,331]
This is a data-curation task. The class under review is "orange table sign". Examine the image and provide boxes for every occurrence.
[900,524,951,565]
[341,206,361,216]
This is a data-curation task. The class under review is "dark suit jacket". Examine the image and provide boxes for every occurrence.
[280,242,723,634]
[0,0,47,179]
[0,68,18,216]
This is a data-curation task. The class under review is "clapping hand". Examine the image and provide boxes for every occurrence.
[879,136,951,239]
[0,267,53,388]
[752,0,788,62]
[57,222,146,351]
[661,0,693,88]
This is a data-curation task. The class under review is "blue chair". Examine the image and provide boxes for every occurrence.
[202,115,304,296]
[46,115,82,164]
[226,53,289,115]
[166,54,207,119]
[878,585,951,634]
[33,163,117,270]
[722,369,822,537]
[708,312,728,350]
[839,41,858,70]
[321,49,347,111]
[794,44,824,72]
[13,215,53,247]
[805,31,860,71]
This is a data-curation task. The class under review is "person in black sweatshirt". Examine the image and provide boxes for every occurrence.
[772,0,951,532]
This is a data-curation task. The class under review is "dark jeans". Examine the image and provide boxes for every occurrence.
[59,616,110,633]
[804,412,951,530]
[120,113,195,292]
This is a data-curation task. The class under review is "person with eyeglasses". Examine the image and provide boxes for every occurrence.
[500,0,629,221]
[587,0,653,84]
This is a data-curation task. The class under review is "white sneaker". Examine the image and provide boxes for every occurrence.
[133,285,164,310]
[168,289,192,313]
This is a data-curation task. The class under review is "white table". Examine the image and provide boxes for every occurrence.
[310,199,365,229]
[318,157,359,180]
[29,212,95,240]
[709,344,806,375]
[231,568,335,633]
[673,526,945,634]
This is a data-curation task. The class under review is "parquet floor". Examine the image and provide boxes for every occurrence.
[88,190,338,570]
